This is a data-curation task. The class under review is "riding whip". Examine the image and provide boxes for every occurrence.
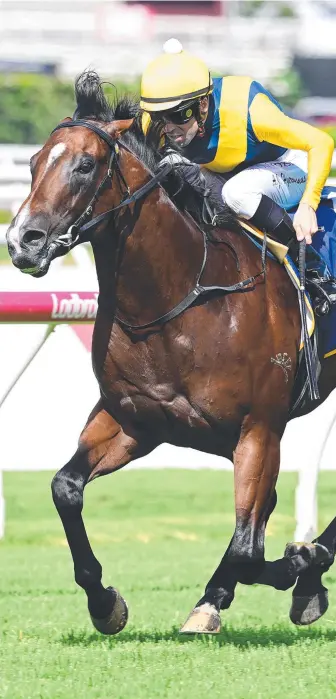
[298,239,320,401]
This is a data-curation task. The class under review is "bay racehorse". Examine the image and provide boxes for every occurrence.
[6,71,336,635]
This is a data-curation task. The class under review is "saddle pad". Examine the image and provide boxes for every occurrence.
[240,220,314,350]
[239,220,288,263]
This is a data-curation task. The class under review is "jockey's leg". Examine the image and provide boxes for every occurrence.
[222,151,336,309]
[222,149,308,250]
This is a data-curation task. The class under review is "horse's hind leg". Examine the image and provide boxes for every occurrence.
[285,358,336,624]
[287,517,336,625]
[51,400,153,635]
[181,420,281,634]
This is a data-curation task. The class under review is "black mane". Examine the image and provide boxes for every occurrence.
[74,70,138,122]
[73,70,160,172]
[73,70,239,230]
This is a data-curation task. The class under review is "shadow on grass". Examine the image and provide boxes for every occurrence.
[59,623,336,649]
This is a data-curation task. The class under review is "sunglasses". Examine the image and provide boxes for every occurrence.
[150,105,197,126]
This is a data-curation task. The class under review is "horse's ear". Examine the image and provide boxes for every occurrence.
[105,119,134,140]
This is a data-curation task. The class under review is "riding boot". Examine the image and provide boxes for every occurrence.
[249,194,336,315]
[248,194,299,259]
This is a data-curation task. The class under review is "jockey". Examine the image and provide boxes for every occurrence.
[140,39,335,278]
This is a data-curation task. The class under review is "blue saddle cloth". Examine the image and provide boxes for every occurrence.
[290,187,336,358]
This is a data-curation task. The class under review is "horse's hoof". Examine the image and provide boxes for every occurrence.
[180,603,221,635]
[90,588,128,635]
[284,541,331,566]
[290,588,329,626]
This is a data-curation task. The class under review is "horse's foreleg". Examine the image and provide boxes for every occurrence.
[51,400,152,635]
[180,421,280,634]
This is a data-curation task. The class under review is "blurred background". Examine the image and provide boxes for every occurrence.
[1,0,336,230]
[1,7,336,686]
[1,0,336,142]
[1,0,336,539]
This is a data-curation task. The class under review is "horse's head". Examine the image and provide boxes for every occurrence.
[6,72,135,277]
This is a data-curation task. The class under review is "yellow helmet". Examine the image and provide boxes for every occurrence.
[140,38,213,112]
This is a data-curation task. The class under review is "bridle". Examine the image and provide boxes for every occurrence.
[52,119,172,247]
[51,119,266,333]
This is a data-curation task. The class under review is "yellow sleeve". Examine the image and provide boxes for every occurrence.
[250,93,334,210]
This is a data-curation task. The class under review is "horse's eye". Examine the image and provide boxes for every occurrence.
[77,159,94,174]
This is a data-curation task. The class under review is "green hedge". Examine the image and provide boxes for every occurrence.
[0,73,140,144]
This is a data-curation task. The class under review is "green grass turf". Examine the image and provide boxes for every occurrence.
[1,469,336,699]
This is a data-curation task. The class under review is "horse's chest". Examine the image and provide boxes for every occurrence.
[95,325,200,427]
[93,321,242,446]
[105,380,207,434]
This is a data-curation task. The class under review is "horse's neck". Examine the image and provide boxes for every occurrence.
[93,153,206,325]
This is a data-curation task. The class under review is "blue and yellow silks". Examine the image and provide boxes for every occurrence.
[184,77,285,173]
[142,75,333,210]
[182,76,334,211]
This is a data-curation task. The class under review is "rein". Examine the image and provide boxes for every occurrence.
[52,119,267,332]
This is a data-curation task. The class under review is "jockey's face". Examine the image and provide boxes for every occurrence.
[163,118,198,146]
[161,96,209,146]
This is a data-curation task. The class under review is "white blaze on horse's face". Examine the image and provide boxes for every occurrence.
[6,204,31,254]
[45,143,66,172]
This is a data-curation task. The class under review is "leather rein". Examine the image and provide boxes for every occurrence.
[52,119,266,333]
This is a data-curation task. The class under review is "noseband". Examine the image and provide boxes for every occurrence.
[51,119,172,246]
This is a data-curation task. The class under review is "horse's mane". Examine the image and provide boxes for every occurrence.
[73,70,160,173]
[73,70,239,230]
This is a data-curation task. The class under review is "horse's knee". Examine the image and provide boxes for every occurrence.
[51,466,86,516]
[51,466,102,590]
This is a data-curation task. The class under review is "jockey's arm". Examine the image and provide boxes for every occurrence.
[250,94,334,211]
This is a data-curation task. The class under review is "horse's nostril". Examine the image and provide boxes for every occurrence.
[21,229,46,246]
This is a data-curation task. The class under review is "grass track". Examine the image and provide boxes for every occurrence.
[1,469,336,699]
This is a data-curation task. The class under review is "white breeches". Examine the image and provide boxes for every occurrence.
[222,149,308,219]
